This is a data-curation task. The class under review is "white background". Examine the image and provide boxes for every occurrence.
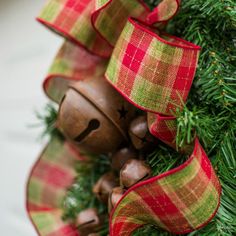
[0,1,62,235]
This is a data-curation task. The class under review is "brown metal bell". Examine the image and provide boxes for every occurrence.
[111,147,138,171]
[108,186,125,213]
[92,172,118,203]
[76,208,104,236]
[57,77,136,154]
[120,159,152,189]
[129,116,156,150]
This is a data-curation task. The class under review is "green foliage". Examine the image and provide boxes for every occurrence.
[137,0,236,235]
[35,103,64,140]
[171,0,236,235]
[145,0,161,9]
[133,225,173,236]
[62,154,111,220]
[147,143,187,176]
[62,154,110,236]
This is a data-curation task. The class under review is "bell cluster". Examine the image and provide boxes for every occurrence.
[57,77,158,236]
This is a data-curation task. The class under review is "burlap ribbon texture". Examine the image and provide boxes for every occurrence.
[27,1,221,235]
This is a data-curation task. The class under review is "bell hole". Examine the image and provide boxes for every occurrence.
[78,219,96,228]
[139,173,150,182]
[60,94,66,105]
[124,173,150,190]
[58,95,67,122]
[74,119,100,143]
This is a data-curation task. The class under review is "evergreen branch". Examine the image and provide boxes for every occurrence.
[62,154,111,221]
[34,103,64,140]
[136,0,236,235]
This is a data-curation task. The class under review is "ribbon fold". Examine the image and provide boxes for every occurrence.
[26,137,80,236]
[110,139,221,235]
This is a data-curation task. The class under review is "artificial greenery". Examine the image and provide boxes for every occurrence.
[62,154,110,235]
[134,0,236,235]
[62,154,111,220]
[37,0,236,235]
[34,103,64,140]
[171,1,236,235]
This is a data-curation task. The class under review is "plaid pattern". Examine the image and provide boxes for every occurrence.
[110,139,221,235]
[148,113,177,149]
[92,0,148,46]
[37,0,149,57]
[44,41,108,103]
[26,137,81,236]
[37,0,112,57]
[105,18,201,116]
[146,0,181,26]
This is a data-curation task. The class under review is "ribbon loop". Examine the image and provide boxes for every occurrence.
[27,137,81,236]
[146,0,181,26]
[148,113,177,148]
[105,18,201,116]
[110,138,221,235]
[37,0,150,57]
[43,41,108,103]
[92,0,149,46]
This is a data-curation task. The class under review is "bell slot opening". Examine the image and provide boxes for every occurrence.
[78,219,96,228]
[74,119,100,143]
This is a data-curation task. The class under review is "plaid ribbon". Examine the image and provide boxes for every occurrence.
[37,0,150,57]
[105,17,200,147]
[110,139,221,235]
[43,40,108,103]
[26,137,81,236]
[37,0,112,57]
[148,113,177,148]
[146,0,181,26]
[105,18,201,116]
[27,1,222,235]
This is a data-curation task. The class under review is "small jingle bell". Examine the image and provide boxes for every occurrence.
[120,159,152,189]
[129,116,156,150]
[58,77,136,154]
[108,186,125,213]
[92,172,118,203]
[76,208,104,236]
[111,147,138,172]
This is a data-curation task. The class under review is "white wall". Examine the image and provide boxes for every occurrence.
[0,1,62,235]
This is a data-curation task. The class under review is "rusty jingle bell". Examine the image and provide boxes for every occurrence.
[108,186,125,213]
[120,159,152,189]
[111,147,138,172]
[76,208,104,236]
[92,172,118,203]
[57,77,136,154]
[129,115,157,151]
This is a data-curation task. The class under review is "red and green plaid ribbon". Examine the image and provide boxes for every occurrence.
[105,18,201,116]
[105,17,200,147]
[37,0,150,57]
[43,40,108,103]
[148,113,177,148]
[27,0,222,235]
[26,137,81,236]
[110,139,221,235]
[37,0,112,57]
[146,0,181,26]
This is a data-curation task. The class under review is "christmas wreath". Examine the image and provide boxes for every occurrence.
[26,0,236,235]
